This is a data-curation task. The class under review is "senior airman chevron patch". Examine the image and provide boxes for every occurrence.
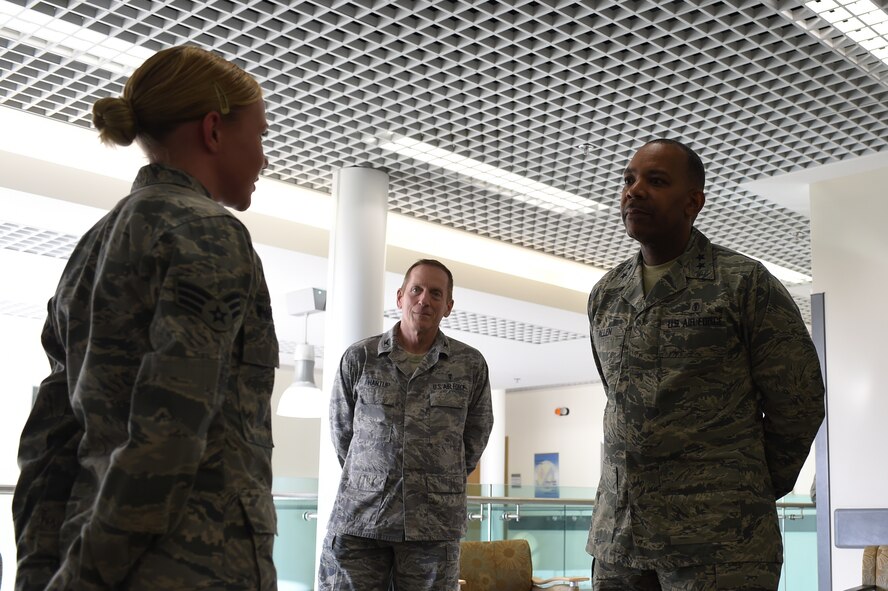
[175,279,243,332]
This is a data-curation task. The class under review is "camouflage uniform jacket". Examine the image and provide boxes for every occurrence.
[586,228,824,569]
[328,323,493,541]
[13,164,279,590]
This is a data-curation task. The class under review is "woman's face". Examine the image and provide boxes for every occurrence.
[214,100,268,211]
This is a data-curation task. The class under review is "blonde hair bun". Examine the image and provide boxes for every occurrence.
[93,96,138,147]
[90,45,261,154]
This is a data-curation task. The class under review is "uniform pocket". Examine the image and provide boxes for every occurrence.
[427,473,466,532]
[429,389,469,435]
[355,387,397,442]
[591,464,619,544]
[225,492,277,590]
[429,389,468,409]
[340,471,389,525]
[238,319,278,448]
[659,323,727,359]
[660,461,742,545]
[664,493,741,545]
[358,388,398,406]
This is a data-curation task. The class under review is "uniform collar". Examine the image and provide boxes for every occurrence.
[619,228,715,310]
[131,163,214,200]
[377,322,450,359]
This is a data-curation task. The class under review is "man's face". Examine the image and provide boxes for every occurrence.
[397,265,454,334]
[620,142,704,253]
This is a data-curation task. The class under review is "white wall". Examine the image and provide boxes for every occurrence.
[505,383,606,491]
[271,365,322,481]
[0,313,48,484]
[501,374,817,498]
[810,164,888,589]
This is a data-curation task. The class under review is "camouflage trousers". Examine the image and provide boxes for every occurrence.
[592,558,782,590]
[317,532,460,591]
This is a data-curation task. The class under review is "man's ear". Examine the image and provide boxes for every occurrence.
[687,189,705,221]
[443,298,454,318]
[200,111,223,153]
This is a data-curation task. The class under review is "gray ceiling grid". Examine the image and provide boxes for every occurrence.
[383,308,588,345]
[0,221,79,259]
[2,1,888,323]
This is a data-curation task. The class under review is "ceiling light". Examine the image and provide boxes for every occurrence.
[277,343,324,419]
[277,288,326,419]
[0,1,154,76]
[806,0,888,66]
[378,134,607,215]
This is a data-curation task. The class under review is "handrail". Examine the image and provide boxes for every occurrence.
[272,492,320,500]
[467,495,814,510]
[468,495,594,506]
[0,485,816,510]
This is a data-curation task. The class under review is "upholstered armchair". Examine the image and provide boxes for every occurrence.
[459,539,589,591]
[846,546,888,591]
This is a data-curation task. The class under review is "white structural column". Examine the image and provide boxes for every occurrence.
[810,165,888,590]
[479,388,507,491]
[315,167,389,569]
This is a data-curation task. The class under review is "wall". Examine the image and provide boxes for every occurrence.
[0,313,47,484]
[270,365,322,482]
[810,164,888,589]
[505,383,606,491]
[503,378,817,498]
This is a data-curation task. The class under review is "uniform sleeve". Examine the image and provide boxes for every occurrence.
[13,309,83,591]
[747,267,825,499]
[52,216,257,589]
[588,287,609,390]
[329,347,364,467]
[463,355,493,475]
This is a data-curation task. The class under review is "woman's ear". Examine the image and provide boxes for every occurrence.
[200,111,223,153]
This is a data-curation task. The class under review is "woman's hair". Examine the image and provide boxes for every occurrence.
[92,45,262,150]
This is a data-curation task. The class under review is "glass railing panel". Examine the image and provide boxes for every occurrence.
[778,495,817,591]
[0,485,817,591]
[464,500,487,542]
[562,504,594,582]
[274,495,318,591]
[465,492,815,590]
[462,497,593,589]
[502,503,592,583]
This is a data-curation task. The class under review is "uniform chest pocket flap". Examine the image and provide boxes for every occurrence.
[430,389,468,409]
[358,388,398,406]
[659,322,727,359]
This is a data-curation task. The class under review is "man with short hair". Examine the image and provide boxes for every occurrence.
[586,139,825,590]
[319,259,494,591]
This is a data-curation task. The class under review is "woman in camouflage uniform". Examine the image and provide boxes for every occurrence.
[13,45,279,591]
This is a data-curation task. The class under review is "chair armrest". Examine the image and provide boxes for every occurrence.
[531,575,590,588]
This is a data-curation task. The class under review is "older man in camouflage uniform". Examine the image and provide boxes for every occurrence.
[586,139,824,590]
[319,259,494,591]
[13,165,278,590]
